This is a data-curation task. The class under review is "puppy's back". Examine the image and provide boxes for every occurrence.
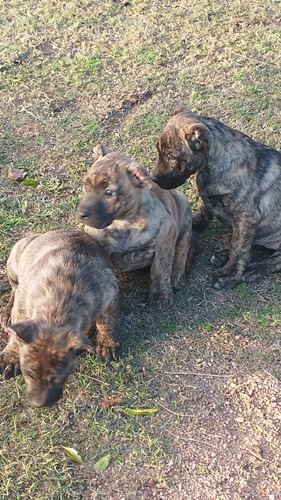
[8,230,117,328]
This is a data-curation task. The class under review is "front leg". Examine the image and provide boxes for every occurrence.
[212,216,257,290]
[0,288,15,328]
[0,330,21,379]
[149,235,175,309]
[96,295,120,361]
[172,231,194,291]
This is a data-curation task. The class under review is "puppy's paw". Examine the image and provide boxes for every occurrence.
[172,273,187,291]
[95,340,121,361]
[0,352,21,379]
[210,250,229,267]
[148,289,174,309]
[242,269,260,282]
[212,274,240,290]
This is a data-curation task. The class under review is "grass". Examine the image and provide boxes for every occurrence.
[1,0,281,498]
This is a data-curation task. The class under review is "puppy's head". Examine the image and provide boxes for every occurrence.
[77,146,151,229]
[6,321,93,407]
[152,107,210,189]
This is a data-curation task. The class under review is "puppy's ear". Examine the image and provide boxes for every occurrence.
[93,144,113,161]
[126,162,152,189]
[171,106,193,117]
[6,321,39,344]
[67,333,94,354]
[186,124,210,151]
[172,106,187,116]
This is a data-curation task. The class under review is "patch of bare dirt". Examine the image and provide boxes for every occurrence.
[78,369,280,500]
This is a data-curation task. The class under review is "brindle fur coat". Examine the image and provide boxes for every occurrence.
[77,146,195,308]
[0,230,119,407]
[152,107,281,289]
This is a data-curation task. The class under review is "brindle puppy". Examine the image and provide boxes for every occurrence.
[0,230,119,407]
[152,107,281,289]
[77,145,194,308]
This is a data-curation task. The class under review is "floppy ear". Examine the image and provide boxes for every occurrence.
[92,144,113,162]
[126,162,152,188]
[186,124,210,151]
[171,106,190,116]
[6,321,39,344]
[67,332,94,354]
[156,139,162,151]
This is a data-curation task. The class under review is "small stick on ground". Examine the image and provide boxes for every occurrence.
[165,370,234,378]
[156,400,194,418]
[246,447,264,462]
[166,428,217,448]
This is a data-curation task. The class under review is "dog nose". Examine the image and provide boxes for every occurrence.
[76,209,90,220]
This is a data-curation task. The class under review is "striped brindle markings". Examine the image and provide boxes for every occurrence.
[0,230,119,407]
[152,107,281,289]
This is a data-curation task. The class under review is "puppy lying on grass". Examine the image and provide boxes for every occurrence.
[77,145,195,309]
[0,230,119,407]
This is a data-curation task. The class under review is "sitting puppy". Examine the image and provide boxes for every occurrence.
[77,145,194,308]
[0,230,119,407]
[152,107,281,289]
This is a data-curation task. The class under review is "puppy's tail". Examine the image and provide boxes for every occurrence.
[185,234,197,275]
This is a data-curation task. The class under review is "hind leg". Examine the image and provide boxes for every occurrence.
[0,328,21,379]
[211,245,275,268]
[242,251,281,282]
[0,288,16,328]
[0,283,21,378]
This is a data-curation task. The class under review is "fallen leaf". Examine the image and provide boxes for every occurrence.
[123,407,158,415]
[8,167,28,181]
[22,178,37,186]
[94,453,111,471]
[154,60,165,68]
[61,446,85,464]
[102,397,121,410]
[235,417,244,423]
[146,477,158,488]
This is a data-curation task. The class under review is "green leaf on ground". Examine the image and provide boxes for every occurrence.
[94,453,111,471]
[123,407,159,415]
[22,178,37,186]
[61,446,85,464]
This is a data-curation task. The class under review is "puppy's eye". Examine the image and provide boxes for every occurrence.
[167,154,177,164]
[105,189,115,196]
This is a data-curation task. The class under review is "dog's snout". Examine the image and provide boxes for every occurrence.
[76,209,90,220]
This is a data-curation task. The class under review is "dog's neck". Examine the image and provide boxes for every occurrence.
[206,120,255,180]
[118,188,152,227]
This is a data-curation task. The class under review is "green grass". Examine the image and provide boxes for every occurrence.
[1,0,281,497]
